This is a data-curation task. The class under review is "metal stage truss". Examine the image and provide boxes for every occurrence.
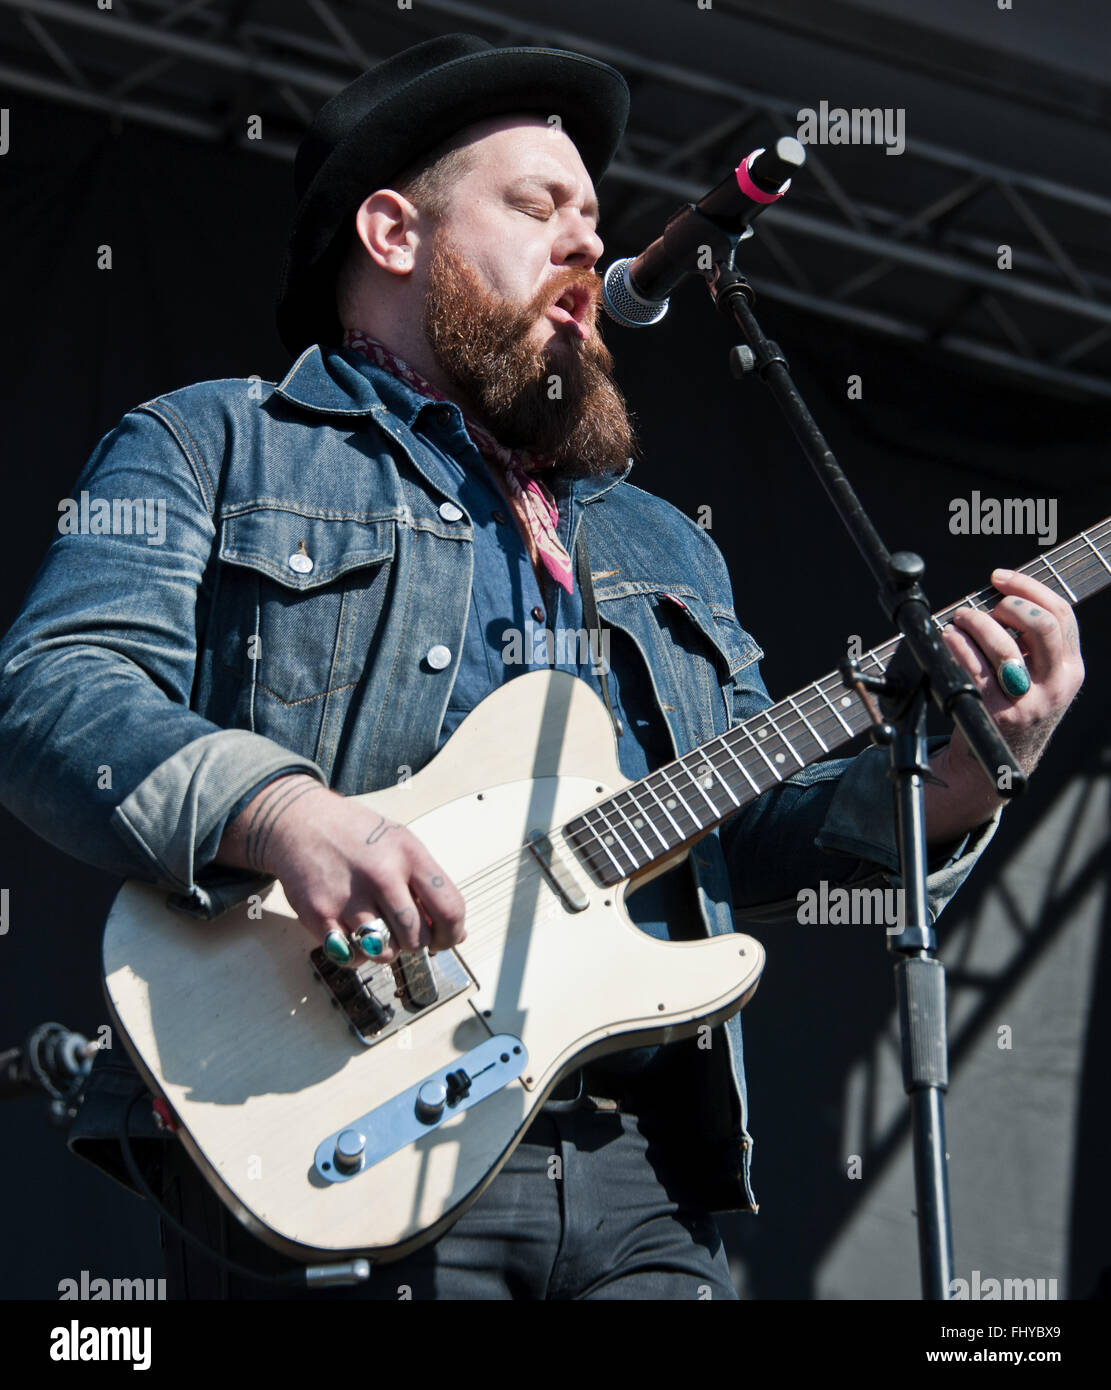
[2,0,1110,397]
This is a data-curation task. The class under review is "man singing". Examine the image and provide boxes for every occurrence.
[0,34,1084,1299]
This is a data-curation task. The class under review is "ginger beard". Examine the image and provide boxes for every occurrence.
[421,234,638,478]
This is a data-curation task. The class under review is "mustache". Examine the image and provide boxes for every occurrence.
[527,266,602,323]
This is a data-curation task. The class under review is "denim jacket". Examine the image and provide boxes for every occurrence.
[0,344,998,1217]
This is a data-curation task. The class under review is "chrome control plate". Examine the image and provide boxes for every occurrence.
[313,1035,528,1183]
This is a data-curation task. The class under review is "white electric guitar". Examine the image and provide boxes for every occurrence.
[102,518,1110,1264]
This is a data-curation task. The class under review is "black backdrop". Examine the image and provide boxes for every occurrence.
[2,92,1109,1301]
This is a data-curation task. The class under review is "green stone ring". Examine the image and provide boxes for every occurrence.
[323,929,353,965]
[353,921,391,957]
[997,658,1032,699]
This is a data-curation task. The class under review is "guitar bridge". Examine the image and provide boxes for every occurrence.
[310,946,472,1047]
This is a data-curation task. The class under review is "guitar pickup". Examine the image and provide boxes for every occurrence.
[311,952,394,1036]
[309,944,473,1048]
[526,830,590,911]
[398,948,439,1008]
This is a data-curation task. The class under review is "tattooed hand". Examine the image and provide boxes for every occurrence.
[217,775,466,964]
[924,568,1085,844]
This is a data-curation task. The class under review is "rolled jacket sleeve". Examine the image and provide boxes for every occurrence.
[721,736,1000,926]
[0,407,324,919]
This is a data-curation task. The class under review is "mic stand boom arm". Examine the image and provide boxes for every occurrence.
[703,246,1025,1301]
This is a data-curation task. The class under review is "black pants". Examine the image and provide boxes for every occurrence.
[159,1086,738,1301]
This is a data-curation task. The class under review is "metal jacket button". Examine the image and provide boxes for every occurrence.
[438,501,464,522]
[288,549,313,574]
[426,644,452,670]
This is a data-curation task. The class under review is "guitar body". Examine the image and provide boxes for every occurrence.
[103,669,765,1263]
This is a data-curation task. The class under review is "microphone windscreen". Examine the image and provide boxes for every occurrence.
[601,260,670,327]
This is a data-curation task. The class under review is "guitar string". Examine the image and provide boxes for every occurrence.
[426,527,1108,920]
[355,529,1108,944]
[389,530,1109,932]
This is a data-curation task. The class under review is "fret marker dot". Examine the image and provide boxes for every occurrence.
[775,752,785,763]
[666,798,677,810]
[840,696,852,707]
[633,816,644,829]
[757,728,768,739]
[603,834,614,846]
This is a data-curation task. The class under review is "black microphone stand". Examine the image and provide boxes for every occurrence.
[700,234,1025,1299]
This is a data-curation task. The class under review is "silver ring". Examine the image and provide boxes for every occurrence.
[352,919,391,957]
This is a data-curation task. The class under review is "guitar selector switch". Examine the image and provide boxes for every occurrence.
[333,1129,366,1173]
[445,1069,471,1104]
[415,1080,447,1124]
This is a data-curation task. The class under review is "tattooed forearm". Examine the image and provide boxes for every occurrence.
[244,774,322,871]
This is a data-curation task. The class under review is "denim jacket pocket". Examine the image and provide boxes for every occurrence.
[595,581,763,750]
[206,505,396,717]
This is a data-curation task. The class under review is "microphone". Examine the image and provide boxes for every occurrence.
[602,137,805,327]
[0,1020,97,1122]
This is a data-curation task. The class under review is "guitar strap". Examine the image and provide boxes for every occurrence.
[574,525,624,740]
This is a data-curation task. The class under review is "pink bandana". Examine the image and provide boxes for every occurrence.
[343,329,574,593]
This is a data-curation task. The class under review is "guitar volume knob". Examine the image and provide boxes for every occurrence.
[415,1080,447,1124]
[333,1129,366,1173]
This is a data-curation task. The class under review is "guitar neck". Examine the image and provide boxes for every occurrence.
[565,517,1111,887]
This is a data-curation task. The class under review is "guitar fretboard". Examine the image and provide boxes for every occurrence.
[563,518,1111,886]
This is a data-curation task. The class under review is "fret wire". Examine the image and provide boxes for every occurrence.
[670,735,766,818]
[1025,558,1051,587]
[581,804,638,876]
[561,824,615,880]
[641,772,687,840]
[694,753,743,811]
[613,783,670,853]
[655,762,707,831]
[796,693,848,745]
[765,709,807,768]
[1039,534,1104,589]
[738,721,784,780]
[700,743,743,808]
[1081,531,1111,577]
[1039,553,1077,603]
[1070,559,1106,600]
[676,752,726,816]
[872,641,898,667]
[570,818,626,879]
[719,730,765,795]
[1076,543,1111,595]
[604,790,654,861]
[863,648,888,672]
[719,730,772,798]
[787,692,829,752]
[815,681,856,736]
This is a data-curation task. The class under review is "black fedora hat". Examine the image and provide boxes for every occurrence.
[275,33,630,356]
